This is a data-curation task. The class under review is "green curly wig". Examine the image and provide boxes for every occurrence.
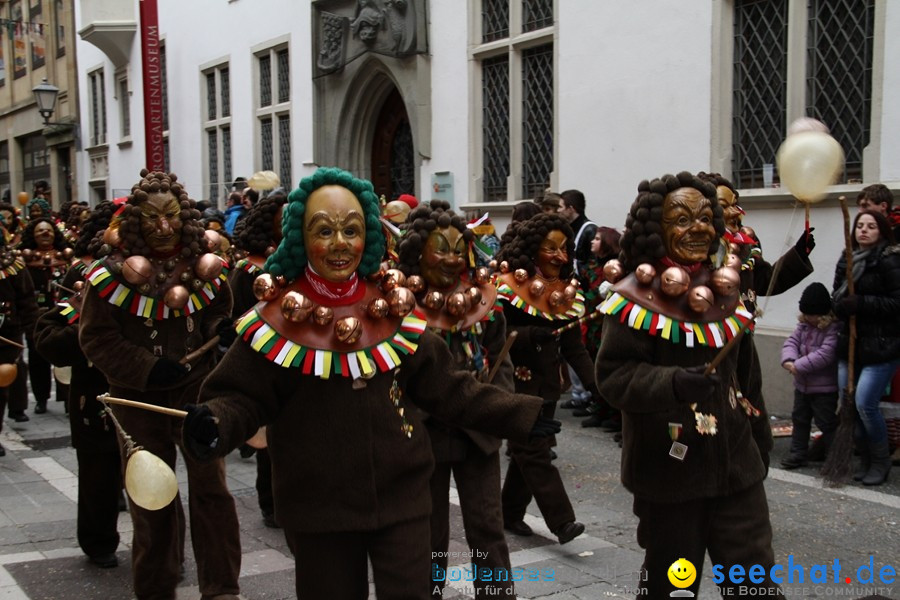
[264,167,385,280]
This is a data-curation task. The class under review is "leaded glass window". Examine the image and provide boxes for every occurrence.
[223,126,232,192]
[807,0,874,182]
[221,68,230,118]
[732,0,787,189]
[278,115,291,187]
[207,130,218,201]
[206,73,217,120]
[482,0,509,43]
[277,49,290,104]
[391,120,414,196]
[522,44,553,199]
[522,0,552,33]
[261,118,273,171]
[482,55,510,202]
[259,55,272,108]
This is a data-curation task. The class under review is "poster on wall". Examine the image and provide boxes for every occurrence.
[11,1,26,79]
[0,34,6,85]
[30,0,44,69]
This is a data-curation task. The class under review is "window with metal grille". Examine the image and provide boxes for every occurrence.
[202,63,232,203]
[482,55,510,202]
[522,44,553,200]
[256,44,291,187]
[30,0,45,69]
[54,0,64,58]
[259,55,272,108]
[261,117,273,171]
[0,141,9,189]
[391,120,414,198]
[482,0,509,43]
[207,129,218,202]
[277,49,290,104]
[807,0,874,182]
[278,115,291,188]
[522,0,553,33]
[89,69,107,147]
[476,0,555,202]
[732,0,873,188]
[118,76,130,138]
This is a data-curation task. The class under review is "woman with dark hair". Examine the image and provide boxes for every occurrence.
[181,167,551,599]
[20,216,72,414]
[396,199,516,598]
[596,171,779,597]
[832,209,900,486]
[494,212,593,545]
[504,201,542,236]
[0,202,24,246]
[34,201,124,569]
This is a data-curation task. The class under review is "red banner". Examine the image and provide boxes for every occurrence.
[139,0,165,171]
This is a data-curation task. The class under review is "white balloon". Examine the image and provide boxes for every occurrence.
[776,131,845,203]
[125,449,179,511]
[787,117,829,136]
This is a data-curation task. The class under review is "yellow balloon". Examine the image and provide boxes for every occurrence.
[776,131,845,203]
[125,449,179,510]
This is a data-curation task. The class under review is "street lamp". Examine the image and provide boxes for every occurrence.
[32,78,60,125]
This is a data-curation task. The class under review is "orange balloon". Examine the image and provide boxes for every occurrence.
[17,192,29,206]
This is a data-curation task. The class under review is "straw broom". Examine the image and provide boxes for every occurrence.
[822,197,856,486]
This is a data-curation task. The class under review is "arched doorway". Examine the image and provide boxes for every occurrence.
[370,88,414,200]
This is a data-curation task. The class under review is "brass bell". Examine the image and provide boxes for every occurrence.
[312,305,334,326]
[367,298,389,319]
[406,275,425,294]
[334,316,362,344]
[635,263,656,285]
[446,292,470,317]
[387,287,416,317]
[253,274,280,302]
[660,266,690,297]
[281,292,314,322]
[688,285,715,313]
[423,290,445,310]
[602,259,624,283]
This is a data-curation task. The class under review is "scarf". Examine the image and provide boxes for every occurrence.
[832,245,876,301]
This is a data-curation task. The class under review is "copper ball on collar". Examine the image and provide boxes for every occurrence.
[602,259,624,283]
[548,290,564,307]
[73,281,85,292]
[711,267,740,297]
[334,316,362,344]
[281,291,314,323]
[728,242,741,255]
[488,260,498,271]
[164,285,190,309]
[423,290,445,310]
[381,269,407,292]
[499,261,509,273]
[474,266,491,285]
[514,268,528,283]
[465,285,483,306]
[529,279,546,297]
[688,285,715,313]
[62,248,75,260]
[253,274,280,302]
[203,229,222,253]
[660,266,690,297]
[313,305,334,326]
[387,287,416,317]
[406,275,425,294]
[21,248,33,260]
[446,292,470,317]
[724,253,742,270]
[635,263,656,285]
[156,271,168,283]
[122,256,153,286]
[563,285,578,300]
[195,253,224,281]
[367,297,389,319]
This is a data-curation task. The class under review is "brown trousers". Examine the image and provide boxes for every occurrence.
[633,481,781,598]
[501,402,575,533]
[111,382,241,600]
[430,446,515,598]
[285,517,431,600]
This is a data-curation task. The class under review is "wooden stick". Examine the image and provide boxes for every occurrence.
[98,393,187,418]
[0,334,25,349]
[180,335,221,365]
[552,310,603,336]
[704,320,754,376]
[50,281,80,296]
[486,330,518,384]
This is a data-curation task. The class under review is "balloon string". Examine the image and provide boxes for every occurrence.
[759,198,802,318]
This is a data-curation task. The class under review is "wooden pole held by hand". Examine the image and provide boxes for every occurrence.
[98,393,187,418]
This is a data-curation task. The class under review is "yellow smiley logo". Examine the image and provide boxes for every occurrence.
[668,558,697,588]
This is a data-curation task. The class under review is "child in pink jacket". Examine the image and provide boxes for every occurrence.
[780,282,841,469]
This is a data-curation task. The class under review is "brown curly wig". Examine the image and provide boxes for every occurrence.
[396,200,475,276]
[619,171,723,272]
[78,201,117,257]
[115,169,207,259]
[234,189,288,255]
[696,171,738,200]
[494,213,576,279]
[20,217,70,251]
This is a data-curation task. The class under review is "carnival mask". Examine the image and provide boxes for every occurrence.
[140,192,183,254]
[661,187,716,265]
[420,226,467,289]
[535,230,569,280]
[303,185,366,282]
[34,221,55,251]
[716,185,742,234]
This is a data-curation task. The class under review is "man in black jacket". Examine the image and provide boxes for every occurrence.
[559,190,597,284]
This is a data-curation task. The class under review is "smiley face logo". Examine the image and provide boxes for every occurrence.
[668,558,697,589]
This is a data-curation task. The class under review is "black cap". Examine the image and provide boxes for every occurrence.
[799,282,832,315]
